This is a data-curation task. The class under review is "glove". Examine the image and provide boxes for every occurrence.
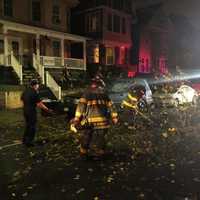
[70,123,78,133]
[70,118,80,133]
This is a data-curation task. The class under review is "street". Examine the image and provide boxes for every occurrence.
[1,105,200,200]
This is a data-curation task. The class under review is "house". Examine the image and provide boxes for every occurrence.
[0,0,88,100]
[71,0,134,73]
[131,3,173,75]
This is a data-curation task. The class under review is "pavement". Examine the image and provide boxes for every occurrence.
[1,107,200,200]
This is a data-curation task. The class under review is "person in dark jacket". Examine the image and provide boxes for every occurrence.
[71,79,118,157]
[21,79,52,147]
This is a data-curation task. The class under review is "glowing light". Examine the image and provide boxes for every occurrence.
[172,85,198,105]
[128,71,136,77]
[94,47,99,63]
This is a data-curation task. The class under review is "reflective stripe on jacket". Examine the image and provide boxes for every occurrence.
[121,92,138,109]
[75,88,118,129]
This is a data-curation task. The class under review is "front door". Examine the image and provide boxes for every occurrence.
[11,41,19,56]
[8,37,23,56]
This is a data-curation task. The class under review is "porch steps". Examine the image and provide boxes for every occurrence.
[0,65,20,85]
[22,68,42,86]
[47,69,63,86]
[39,85,57,100]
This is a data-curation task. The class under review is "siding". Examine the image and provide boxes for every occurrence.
[0,0,73,33]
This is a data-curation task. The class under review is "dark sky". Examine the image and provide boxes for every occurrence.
[164,0,200,22]
[135,0,200,28]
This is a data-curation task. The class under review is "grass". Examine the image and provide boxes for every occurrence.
[0,109,23,125]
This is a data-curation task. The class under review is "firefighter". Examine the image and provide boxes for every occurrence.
[21,79,52,147]
[121,85,147,127]
[71,79,118,157]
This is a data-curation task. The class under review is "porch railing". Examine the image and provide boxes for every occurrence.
[40,56,62,67]
[39,56,85,70]
[8,54,23,84]
[33,54,45,84]
[46,71,61,100]
[64,58,85,70]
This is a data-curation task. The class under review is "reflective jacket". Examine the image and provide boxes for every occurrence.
[121,90,140,110]
[74,87,118,129]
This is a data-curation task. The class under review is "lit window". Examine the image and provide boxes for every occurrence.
[94,46,99,63]
[106,47,115,65]
[4,0,13,17]
[52,5,60,24]
[32,1,41,22]
[146,59,149,72]
[120,46,125,64]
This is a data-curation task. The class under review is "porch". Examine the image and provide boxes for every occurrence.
[0,19,87,99]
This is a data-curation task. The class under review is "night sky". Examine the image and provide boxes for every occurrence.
[164,0,200,29]
[135,0,200,29]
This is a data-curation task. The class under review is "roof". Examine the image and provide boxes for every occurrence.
[0,19,90,42]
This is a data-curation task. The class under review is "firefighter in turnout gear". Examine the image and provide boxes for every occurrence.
[121,85,147,127]
[71,79,118,157]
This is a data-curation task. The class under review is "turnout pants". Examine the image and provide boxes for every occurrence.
[80,129,108,153]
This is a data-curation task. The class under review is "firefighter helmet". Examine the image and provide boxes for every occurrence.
[91,78,105,89]
[131,85,146,98]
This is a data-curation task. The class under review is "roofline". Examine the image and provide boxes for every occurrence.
[0,19,90,42]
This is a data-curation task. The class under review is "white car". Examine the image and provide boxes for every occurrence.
[172,85,198,106]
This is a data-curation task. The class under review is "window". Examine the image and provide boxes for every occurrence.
[4,0,13,17]
[106,47,115,65]
[52,41,60,57]
[122,17,126,33]
[52,5,60,24]
[66,9,71,32]
[107,14,112,31]
[11,41,19,56]
[111,82,129,93]
[113,15,120,33]
[120,47,125,64]
[0,40,4,54]
[32,1,41,22]
[86,12,100,32]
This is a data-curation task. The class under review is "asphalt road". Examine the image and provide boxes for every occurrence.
[1,106,200,200]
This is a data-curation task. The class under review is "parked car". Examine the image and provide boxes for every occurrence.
[153,84,199,107]
[61,78,154,119]
[107,78,154,108]
[172,85,199,106]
